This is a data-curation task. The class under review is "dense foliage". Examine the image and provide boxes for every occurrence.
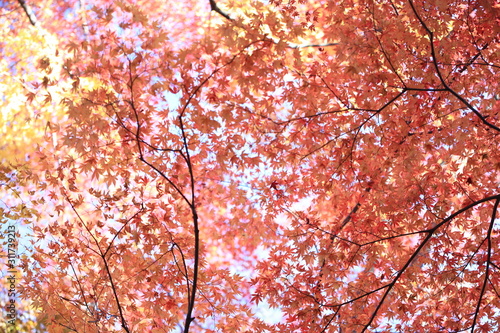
[1,0,500,332]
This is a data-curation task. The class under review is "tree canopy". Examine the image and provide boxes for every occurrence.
[1,0,500,332]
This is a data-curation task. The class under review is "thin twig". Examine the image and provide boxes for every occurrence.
[64,194,130,332]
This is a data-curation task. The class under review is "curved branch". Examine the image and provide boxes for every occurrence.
[208,0,339,48]
[408,0,500,133]
[471,198,500,331]
[103,208,143,257]
[359,193,500,332]
[209,0,231,21]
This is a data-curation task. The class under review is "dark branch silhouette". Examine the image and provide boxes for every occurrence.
[209,0,232,21]
[408,0,500,133]
[17,0,38,26]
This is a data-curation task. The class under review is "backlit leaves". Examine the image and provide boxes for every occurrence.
[1,0,500,332]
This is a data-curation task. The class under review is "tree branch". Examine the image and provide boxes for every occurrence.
[179,115,201,333]
[100,250,130,332]
[288,42,339,49]
[408,0,500,133]
[359,193,500,332]
[63,193,130,332]
[17,0,38,26]
[209,0,232,20]
[471,198,500,331]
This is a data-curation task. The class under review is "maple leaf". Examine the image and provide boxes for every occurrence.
[2,0,500,332]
